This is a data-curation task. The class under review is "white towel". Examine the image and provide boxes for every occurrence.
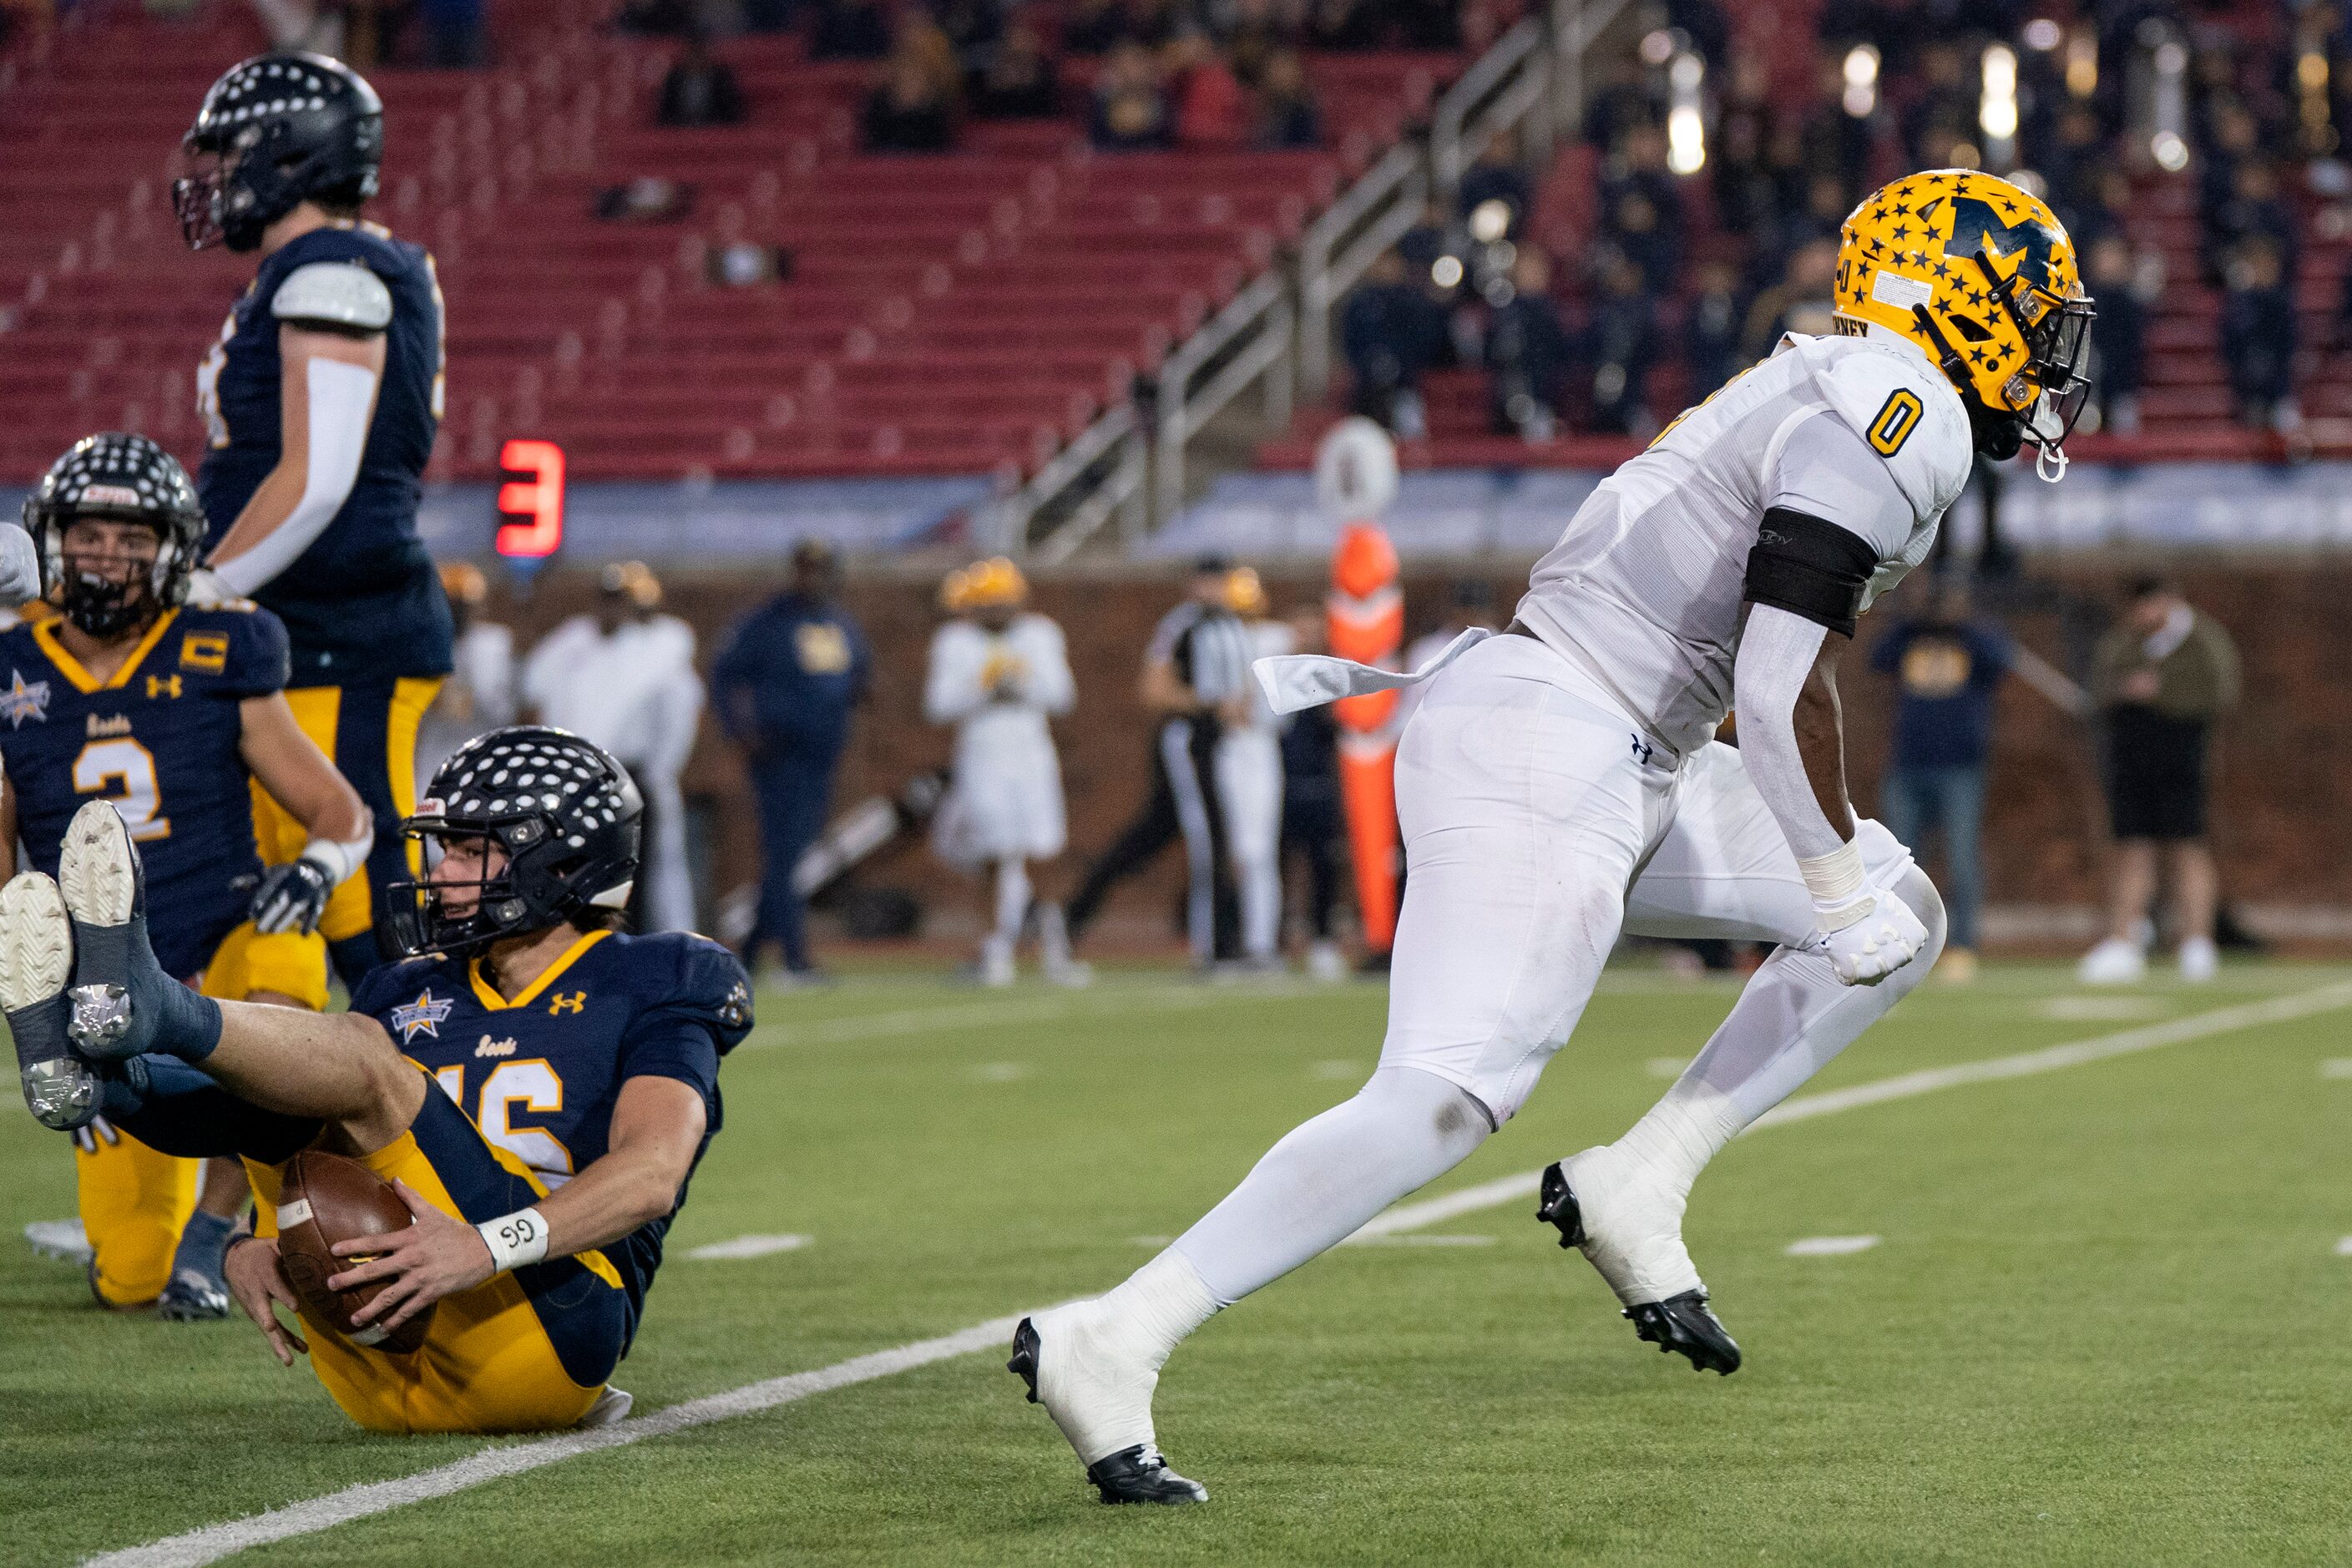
[1250,626,1495,716]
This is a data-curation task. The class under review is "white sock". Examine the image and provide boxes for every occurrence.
[994,859,1031,948]
[1616,867,1945,1195]
[1237,852,1280,959]
[1037,901,1074,967]
[1171,1065,1491,1307]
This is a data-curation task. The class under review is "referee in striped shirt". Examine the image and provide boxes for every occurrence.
[1066,555,1259,964]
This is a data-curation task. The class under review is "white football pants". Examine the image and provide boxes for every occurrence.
[1165,630,1943,1305]
[1215,726,1284,960]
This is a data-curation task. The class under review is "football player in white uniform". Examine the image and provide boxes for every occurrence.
[1010,170,2093,1503]
[925,559,1088,987]
[1214,568,1288,969]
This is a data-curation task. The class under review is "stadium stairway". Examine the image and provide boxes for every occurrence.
[0,3,1464,486]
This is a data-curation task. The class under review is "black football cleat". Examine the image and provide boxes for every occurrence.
[1083,1444,1208,1505]
[1625,1290,1743,1375]
[1009,1317,1044,1403]
[1536,1159,1586,1248]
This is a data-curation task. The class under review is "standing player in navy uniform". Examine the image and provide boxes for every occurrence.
[175,53,455,989]
[3,729,751,1433]
[1,434,371,1318]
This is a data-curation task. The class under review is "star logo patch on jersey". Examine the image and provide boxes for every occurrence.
[0,669,50,728]
[391,989,454,1043]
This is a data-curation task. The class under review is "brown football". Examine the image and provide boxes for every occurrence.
[272,1150,435,1355]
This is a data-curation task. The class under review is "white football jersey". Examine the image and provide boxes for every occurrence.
[1514,329,1972,754]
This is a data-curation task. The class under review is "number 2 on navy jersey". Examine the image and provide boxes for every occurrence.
[433,1061,574,1186]
[73,738,171,842]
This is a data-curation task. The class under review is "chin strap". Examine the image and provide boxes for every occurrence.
[2034,443,2068,483]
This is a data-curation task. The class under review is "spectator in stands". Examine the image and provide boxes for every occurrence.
[714,539,873,985]
[1711,67,1781,245]
[1739,235,1838,362]
[1899,40,1978,170]
[1255,47,1323,149]
[1581,56,1657,150]
[1305,0,1378,49]
[2220,236,2299,430]
[1062,0,1130,53]
[1684,255,1744,402]
[2084,233,2145,435]
[808,0,892,60]
[1869,577,2013,984]
[2043,104,2109,227]
[2203,156,2298,285]
[594,175,695,221]
[1459,129,1533,240]
[1342,248,1448,439]
[615,0,695,36]
[1217,0,1293,87]
[2081,576,2240,986]
[1123,0,1188,49]
[1169,30,1248,149]
[1581,246,1661,435]
[863,52,958,149]
[970,18,1062,118]
[1798,50,1871,195]
[929,0,1004,63]
[1485,245,1571,442]
[658,34,748,126]
[1597,122,1683,293]
[1090,40,1174,149]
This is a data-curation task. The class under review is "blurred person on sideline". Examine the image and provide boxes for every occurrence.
[1277,605,1348,981]
[713,539,872,982]
[924,558,1090,988]
[1216,569,1287,971]
[1869,578,2013,982]
[415,562,515,792]
[521,562,706,933]
[1065,556,1257,966]
[2080,577,2240,985]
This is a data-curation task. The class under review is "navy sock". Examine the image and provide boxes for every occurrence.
[171,1209,237,1282]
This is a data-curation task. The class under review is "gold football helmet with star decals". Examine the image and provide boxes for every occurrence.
[1834,169,2094,469]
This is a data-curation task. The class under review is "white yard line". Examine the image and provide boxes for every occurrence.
[89,978,2352,1567]
[1785,1235,1880,1257]
[684,1234,812,1262]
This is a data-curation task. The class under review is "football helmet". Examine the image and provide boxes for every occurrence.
[1834,169,2094,468]
[175,53,384,252]
[386,727,643,959]
[942,557,1026,614]
[22,434,208,640]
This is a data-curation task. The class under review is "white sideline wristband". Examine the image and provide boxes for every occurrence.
[477,1206,550,1272]
[1796,839,1874,931]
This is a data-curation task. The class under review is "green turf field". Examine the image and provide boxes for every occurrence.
[6,961,2350,1566]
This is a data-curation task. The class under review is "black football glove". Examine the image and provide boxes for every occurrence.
[249,857,336,936]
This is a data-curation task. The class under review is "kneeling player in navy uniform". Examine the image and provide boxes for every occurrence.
[3,728,751,1433]
[3,434,370,1319]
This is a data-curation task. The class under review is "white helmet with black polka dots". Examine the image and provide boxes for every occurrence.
[387,726,644,959]
[23,432,209,639]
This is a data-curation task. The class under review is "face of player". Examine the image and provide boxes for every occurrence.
[57,518,161,637]
[974,601,1018,632]
[427,833,510,920]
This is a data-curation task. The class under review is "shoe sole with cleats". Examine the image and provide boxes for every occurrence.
[59,802,144,1060]
[1,872,99,1130]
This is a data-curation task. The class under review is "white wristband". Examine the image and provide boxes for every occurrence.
[476,1206,550,1272]
[296,827,372,889]
[1796,839,1874,929]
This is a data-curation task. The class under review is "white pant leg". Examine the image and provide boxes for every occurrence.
[641,771,697,933]
[1161,720,1219,964]
[1613,740,1944,1190]
[1378,635,1674,1123]
[1215,728,1283,959]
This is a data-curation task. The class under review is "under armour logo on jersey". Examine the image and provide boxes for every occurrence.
[1631,735,1655,766]
[0,669,50,728]
[145,675,183,700]
[391,989,453,1043]
[548,991,586,1015]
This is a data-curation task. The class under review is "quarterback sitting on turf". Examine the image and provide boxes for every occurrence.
[3,727,752,1433]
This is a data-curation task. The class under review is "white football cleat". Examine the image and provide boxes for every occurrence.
[1540,1146,1741,1374]
[2177,935,2218,983]
[2077,936,2147,986]
[1009,1302,1206,1504]
[579,1386,634,1428]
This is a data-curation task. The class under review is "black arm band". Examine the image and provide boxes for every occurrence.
[1743,508,1880,638]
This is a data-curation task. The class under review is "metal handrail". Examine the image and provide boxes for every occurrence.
[1430,15,1546,197]
[1297,144,1426,401]
[1153,272,1289,523]
[993,402,1136,557]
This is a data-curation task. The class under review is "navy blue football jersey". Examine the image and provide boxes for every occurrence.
[0,604,289,980]
[195,221,454,687]
[352,929,753,1331]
